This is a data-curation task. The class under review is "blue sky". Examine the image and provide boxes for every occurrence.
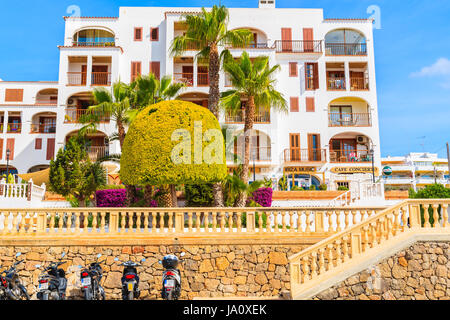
[0,0,449,158]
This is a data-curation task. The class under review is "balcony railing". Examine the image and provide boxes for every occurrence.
[350,77,369,91]
[173,73,194,87]
[233,147,272,162]
[67,72,87,86]
[7,123,21,134]
[65,109,110,123]
[225,110,271,124]
[35,100,58,105]
[87,146,109,162]
[328,113,372,127]
[30,123,57,134]
[72,41,116,47]
[327,77,346,91]
[329,150,372,163]
[274,40,322,53]
[325,43,367,56]
[92,72,112,86]
[284,149,327,163]
[226,42,271,49]
[197,73,209,86]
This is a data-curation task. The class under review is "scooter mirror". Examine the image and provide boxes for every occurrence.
[97,254,102,259]
[15,252,22,258]
[180,252,186,257]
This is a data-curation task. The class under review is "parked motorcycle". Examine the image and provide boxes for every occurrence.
[79,253,106,300]
[35,252,68,300]
[0,252,30,300]
[160,252,185,301]
[114,257,146,300]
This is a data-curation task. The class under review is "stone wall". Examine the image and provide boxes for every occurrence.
[0,243,305,300]
[314,242,450,300]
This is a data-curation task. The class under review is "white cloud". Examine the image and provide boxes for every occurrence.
[411,58,450,77]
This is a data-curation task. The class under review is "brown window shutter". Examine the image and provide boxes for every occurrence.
[289,62,298,77]
[134,27,143,41]
[289,133,301,161]
[35,138,42,150]
[46,138,55,161]
[150,61,160,80]
[290,97,299,112]
[306,97,315,112]
[303,28,314,52]
[150,28,159,41]
[0,139,3,160]
[313,63,319,89]
[5,89,24,102]
[281,28,292,52]
[6,139,15,160]
[131,62,142,82]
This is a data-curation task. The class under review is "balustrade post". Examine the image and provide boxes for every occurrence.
[408,204,421,228]
[175,212,184,233]
[109,211,119,234]
[36,212,46,235]
[246,211,255,233]
[350,233,362,258]
[315,211,324,233]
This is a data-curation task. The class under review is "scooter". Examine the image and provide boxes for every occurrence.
[35,252,68,300]
[0,252,30,300]
[114,257,146,300]
[79,253,106,300]
[160,252,185,301]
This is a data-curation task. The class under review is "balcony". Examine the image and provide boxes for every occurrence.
[72,41,116,47]
[197,73,209,86]
[67,72,111,86]
[87,146,109,162]
[327,77,346,91]
[274,40,322,53]
[328,113,372,127]
[174,73,194,87]
[65,108,110,124]
[325,43,367,56]
[225,110,271,124]
[284,149,327,163]
[30,123,56,134]
[329,150,372,163]
[72,29,115,47]
[92,72,112,86]
[226,42,271,50]
[7,123,21,134]
[233,147,272,162]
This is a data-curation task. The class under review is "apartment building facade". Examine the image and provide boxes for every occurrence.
[382,153,450,191]
[0,0,382,190]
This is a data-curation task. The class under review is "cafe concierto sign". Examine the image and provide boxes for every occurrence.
[331,166,380,175]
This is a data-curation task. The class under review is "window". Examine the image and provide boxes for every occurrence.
[289,62,298,77]
[150,28,159,41]
[134,27,143,41]
[308,134,322,161]
[330,105,353,126]
[47,138,55,161]
[305,63,319,90]
[5,89,24,102]
[149,61,160,80]
[6,139,15,160]
[306,97,315,112]
[35,138,42,150]
[131,62,142,82]
[290,97,299,112]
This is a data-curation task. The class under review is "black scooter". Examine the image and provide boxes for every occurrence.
[160,252,185,301]
[0,252,30,300]
[35,252,68,300]
[79,253,106,300]
[114,257,146,300]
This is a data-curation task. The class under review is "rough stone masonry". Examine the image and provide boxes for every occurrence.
[0,244,305,300]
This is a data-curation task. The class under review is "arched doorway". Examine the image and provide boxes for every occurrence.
[329,132,373,163]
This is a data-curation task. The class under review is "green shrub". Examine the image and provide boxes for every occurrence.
[185,184,214,207]
[98,185,126,190]
[309,185,317,191]
[409,184,450,226]
[338,186,349,191]
[291,186,303,191]
[319,184,328,191]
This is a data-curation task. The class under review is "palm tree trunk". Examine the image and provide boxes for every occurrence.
[209,44,225,207]
[117,121,126,149]
[144,185,153,206]
[236,96,256,207]
[170,184,178,208]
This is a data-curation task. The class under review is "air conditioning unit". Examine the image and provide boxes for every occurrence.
[357,136,368,144]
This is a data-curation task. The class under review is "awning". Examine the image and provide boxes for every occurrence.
[18,168,50,186]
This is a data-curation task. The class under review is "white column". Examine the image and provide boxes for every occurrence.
[87,55,93,87]
[3,112,8,134]
[344,61,350,91]
[193,58,198,87]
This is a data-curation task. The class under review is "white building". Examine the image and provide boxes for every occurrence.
[0,0,382,191]
[382,153,450,191]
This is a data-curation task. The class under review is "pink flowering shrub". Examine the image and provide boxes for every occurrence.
[250,188,273,207]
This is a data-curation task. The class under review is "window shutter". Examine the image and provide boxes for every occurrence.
[150,28,159,41]
[134,27,143,41]
[281,28,292,52]
[35,138,42,150]
[289,62,298,77]
[150,61,160,80]
[313,63,319,89]
[6,139,15,160]
[290,97,299,112]
[0,139,3,160]
[46,138,55,161]
[303,28,314,52]
[306,97,315,112]
[131,62,142,82]
[5,89,24,102]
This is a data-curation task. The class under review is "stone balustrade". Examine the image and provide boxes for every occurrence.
[289,199,450,299]
[0,207,387,239]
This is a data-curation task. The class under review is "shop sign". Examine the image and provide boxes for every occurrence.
[331,167,380,175]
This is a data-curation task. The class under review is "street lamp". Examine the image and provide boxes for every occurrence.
[370,149,375,183]
[5,149,10,179]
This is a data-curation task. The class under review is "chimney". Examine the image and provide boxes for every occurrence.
[259,0,275,9]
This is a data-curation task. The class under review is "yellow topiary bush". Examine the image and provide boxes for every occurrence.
[120,100,227,186]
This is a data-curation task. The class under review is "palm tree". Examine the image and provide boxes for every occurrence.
[130,73,186,108]
[81,81,134,149]
[221,51,287,207]
[170,5,252,207]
